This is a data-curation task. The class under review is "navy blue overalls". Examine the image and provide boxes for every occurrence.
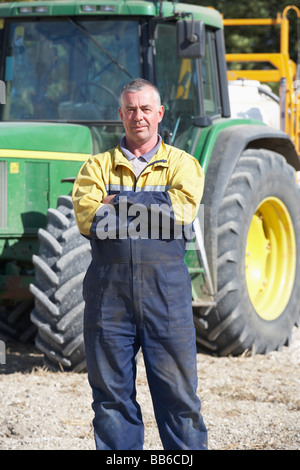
[83,190,208,450]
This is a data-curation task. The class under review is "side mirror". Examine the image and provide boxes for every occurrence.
[177,20,205,58]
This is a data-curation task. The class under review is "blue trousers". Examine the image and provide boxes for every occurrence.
[83,261,208,450]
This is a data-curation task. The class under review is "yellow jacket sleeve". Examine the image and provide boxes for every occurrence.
[72,155,107,236]
[166,149,205,225]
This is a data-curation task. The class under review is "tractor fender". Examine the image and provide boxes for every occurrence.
[201,123,300,288]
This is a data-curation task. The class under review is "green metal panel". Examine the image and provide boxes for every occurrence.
[24,161,49,233]
[5,159,26,236]
[0,0,223,28]
[194,118,266,173]
[0,157,87,237]
[0,123,92,154]
[47,159,88,207]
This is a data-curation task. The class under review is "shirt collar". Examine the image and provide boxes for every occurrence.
[120,135,162,163]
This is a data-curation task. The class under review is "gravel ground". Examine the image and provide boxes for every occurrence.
[0,327,299,450]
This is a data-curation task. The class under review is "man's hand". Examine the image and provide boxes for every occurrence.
[102,194,116,204]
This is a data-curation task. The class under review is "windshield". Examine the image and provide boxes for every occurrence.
[1,19,141,121]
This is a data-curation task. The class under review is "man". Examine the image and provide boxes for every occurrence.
[72,78,207,450]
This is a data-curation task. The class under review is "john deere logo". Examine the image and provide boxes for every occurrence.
[0,80,6,104]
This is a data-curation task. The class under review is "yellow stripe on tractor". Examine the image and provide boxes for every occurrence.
[0,149,90,162]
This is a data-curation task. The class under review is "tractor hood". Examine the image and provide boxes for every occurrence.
[0,122,93,156]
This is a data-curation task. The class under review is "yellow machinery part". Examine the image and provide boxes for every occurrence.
[224,6,300,155]
[245,197,296,321]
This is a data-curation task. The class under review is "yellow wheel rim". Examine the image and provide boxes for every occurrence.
[245,197,296,321]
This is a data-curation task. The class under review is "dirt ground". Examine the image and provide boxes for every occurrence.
[0,327,299,451]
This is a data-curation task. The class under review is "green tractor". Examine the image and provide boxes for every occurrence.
[0,0,299,371]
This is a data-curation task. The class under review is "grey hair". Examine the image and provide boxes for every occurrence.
[119,78,161,109]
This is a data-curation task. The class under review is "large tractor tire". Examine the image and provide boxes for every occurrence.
[195,149,300,355]
[30,195,90,371]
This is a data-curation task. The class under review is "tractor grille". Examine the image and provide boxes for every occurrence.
[0,161,7,228]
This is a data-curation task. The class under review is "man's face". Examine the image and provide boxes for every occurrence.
[119,86,164,148]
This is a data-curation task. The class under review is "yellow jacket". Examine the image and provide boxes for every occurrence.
[72,140,204,238]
